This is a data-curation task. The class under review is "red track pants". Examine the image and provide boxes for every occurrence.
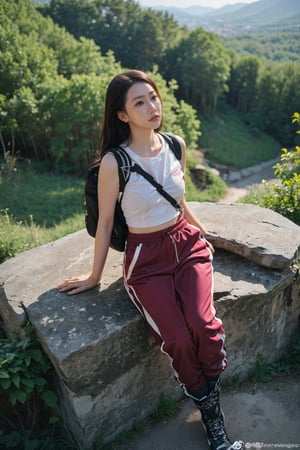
[123,216,227,394]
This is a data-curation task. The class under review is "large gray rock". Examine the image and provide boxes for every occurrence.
[0,203,299,447]
[189,202,300,269]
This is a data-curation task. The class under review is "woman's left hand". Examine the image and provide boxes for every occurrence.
[57,274,100,295]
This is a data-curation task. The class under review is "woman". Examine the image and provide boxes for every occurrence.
[58,70,244,450]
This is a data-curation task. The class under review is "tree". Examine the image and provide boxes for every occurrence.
[247,61,300,144]
[170,29,231,115]
[228,55,261,114]
[0,0,122,164]
[0,24,58,98]
[41,74,108,171]
[40,0,182,72]
[39,0,96,40]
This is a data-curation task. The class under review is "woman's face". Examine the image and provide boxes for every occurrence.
[118,82,162,131]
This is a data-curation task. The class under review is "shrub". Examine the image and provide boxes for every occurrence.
[0,209,39,263]
[241,113,300,225]
[0,325,57,441]
[259,113,300,225]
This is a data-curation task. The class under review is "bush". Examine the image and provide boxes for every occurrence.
[0,210,38,263]
[258,113,300,225]
[0,325,58,445]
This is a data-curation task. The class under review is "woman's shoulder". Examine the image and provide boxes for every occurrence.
[101,151,119,164]
[163,133,186,160]
[172,134,185,148]
[100,151,119,173]
[162,133,186,168]
[160,132,185,148]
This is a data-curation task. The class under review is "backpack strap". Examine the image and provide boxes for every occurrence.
[111,136,183,213]
[111,147,133,193]
[159,132,182,161]
[112,133,181,192]
[131,164,183,213]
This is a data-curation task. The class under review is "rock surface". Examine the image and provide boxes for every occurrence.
[189,202,299,269]
[0,202,299,447]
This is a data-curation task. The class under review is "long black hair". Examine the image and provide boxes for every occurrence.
[98,70,162,158]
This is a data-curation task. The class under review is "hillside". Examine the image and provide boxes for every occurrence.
[152,5,213,28]
[149,0,300,35]
[224,31,300,62]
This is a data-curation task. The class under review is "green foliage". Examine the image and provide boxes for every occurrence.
[257,113,300,224]
[200,107,281,168]
[0,326,55,406]
[225,32,300,63]
[151,395,179,423]
[39,0,182,72]
[248,352,278,383]
[0,208,85,264]
[0,0,123,166]
[0,19,58,98]
[0,209,38,262]
[246,61,300,145]
[2,0,299,167]
[228,55,261,115]
[185,169,227,203]
[0,0,201,172]
[169,28,232,115]
[0,146,19,181]
[248,332,300,383]
[42,74,106,171]
[0,159,85,226]
[0,325,58,449]
[0,159,86,262]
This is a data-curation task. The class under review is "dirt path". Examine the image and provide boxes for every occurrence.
[218,157,279,204]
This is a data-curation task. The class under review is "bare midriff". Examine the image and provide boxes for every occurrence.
[128,215,181,234]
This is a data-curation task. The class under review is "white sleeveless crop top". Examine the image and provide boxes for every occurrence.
[121,138,185,228]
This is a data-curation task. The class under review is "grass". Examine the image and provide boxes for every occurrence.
[0,159,85,227]
[200,107,281,168]
[222,331,300,391]
[0,159,86,263]
[0,106,285,263]
[248,334,300,383]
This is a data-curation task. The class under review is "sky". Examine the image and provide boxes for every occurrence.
[139,0,257,8]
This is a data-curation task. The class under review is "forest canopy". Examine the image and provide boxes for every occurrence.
[1,0,299,172]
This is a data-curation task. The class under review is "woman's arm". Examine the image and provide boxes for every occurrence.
[181,197,207,237]
[175,135,207,236]
[57,153,119,295]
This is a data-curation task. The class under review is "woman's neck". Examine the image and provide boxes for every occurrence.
[128,130,162,157]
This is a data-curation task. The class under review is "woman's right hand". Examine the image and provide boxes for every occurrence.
[57,274,100,295]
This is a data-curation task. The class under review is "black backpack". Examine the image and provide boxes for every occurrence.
[84,132,182,252]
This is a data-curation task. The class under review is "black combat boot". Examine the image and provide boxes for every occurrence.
[192,380,244,450]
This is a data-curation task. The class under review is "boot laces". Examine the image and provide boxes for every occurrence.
[205,414,231,447]
[194,383,244,450]
[198,391,244,449]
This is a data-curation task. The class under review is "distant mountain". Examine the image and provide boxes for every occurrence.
[153,5,213,16]
[204,3,246,17]
[151,5,213,28]
[147,0,300,35]
[181,6,213,16]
